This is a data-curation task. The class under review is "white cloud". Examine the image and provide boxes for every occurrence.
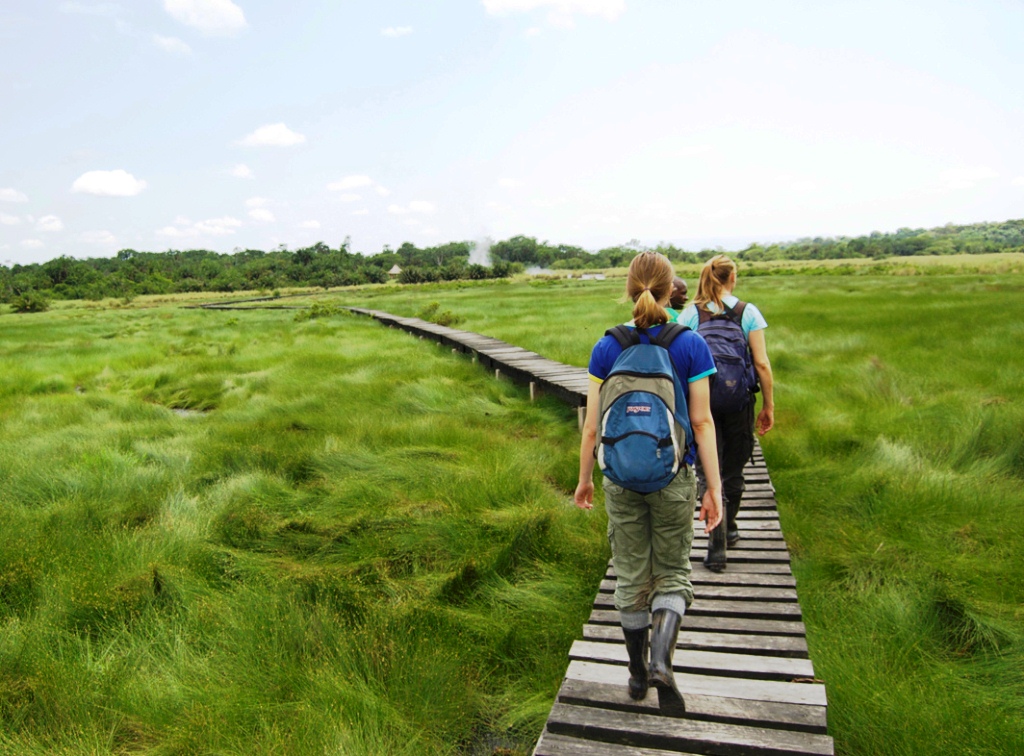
[498,177,522,188]
[230,163,254,179]
[81,230,117,245]
[525,26,542,36]
[0,213,20,225]
[245,196,270,207]
[381,26,413,38]
[36,215,64,232]
[328,175,374,191]
[236,123,306,147]
[0,188,28,203]
[154,34,192,54]
[352,209,369,216]
[21,239,44,249]
[72,169,147,197]
[336,193,361,203]
[940,166,998,190]
[387,204,408,215]
[157,215,242,238]
[248,208,275,222]
[401,218,421,227]
[481,0,625,26]
[298,220,321,229]
[163,0,247,36]
[1012,176,1024,187]
[375,185,390,197]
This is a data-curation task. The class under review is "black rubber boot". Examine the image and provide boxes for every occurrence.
[621,626,649,700]
[648,608,685,715]
[703,519,727,572]
[726,498,741,547]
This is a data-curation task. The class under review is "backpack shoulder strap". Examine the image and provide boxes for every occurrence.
[718,300,745,327]
[697,306,712,325]
[650,322,690,349]
[605,324,640,350]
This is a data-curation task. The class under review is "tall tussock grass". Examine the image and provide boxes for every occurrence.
[0,305,605,754]
[344,271,1024,753]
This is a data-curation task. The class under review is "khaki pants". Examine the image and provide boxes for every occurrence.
[603,467,696,613]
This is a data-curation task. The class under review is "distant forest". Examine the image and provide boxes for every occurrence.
[2,218,1023,303]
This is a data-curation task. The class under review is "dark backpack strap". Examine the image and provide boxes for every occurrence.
[726,300,747,326]
[649,321,690,349]
[697,307,712,325]
[605,324,640,350]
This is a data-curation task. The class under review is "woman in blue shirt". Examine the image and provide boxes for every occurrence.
[575,251,723,714]
[679,254,775,570]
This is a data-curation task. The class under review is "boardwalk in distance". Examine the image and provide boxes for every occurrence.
[346,308,834,756]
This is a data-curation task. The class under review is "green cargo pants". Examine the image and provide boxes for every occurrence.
[603,466,696,613]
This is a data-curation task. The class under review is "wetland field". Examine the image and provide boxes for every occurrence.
[2,258,1023,755]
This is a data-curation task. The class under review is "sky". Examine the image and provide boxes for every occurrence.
[2,0,1024,266]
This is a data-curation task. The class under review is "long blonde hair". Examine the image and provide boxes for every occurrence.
[693,254,737,313]
[626,252,674,329]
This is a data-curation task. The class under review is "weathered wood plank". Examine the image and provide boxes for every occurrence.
[546,702,834,755]
[606,568,797,588]
[568,641,815,681]
[582,625,809,658]
[598,580,799,603]
[588,610,806,636]
[689,550,791,564]
[566,661,826,707]
[534,730,702,756]
[594,594,802,620]
[555,679,826,733]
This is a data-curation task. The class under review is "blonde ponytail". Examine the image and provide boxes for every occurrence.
[693,254,737,313]
[626,252,674,329]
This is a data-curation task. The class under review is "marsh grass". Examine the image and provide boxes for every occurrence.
[329,270,1024,754]
[0,306,605,754]
[4,265,1024,754]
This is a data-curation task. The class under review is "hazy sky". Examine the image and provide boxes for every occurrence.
[2,0,1023,265]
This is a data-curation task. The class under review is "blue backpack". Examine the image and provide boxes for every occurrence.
[697,302,757,414]
[596,324,694,494]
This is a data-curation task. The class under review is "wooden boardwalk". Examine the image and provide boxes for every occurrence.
[346,308,834,756]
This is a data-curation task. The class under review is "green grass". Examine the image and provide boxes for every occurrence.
[325,268,1024,755]
[0,305,605,755]
[3,263,1024,754]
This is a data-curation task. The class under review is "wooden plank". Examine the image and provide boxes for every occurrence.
[566,661,827,707]
[692,539,790,551]
[606,568,796,588]
[568,641,815,681]
[582,625,809,659]
[555,679,826,733]
[598,580,799,603]
[594,594,802,620]
[546,702,834,755]
[689,550,791,564]
[588,611,806,636]
[534,730,702,756]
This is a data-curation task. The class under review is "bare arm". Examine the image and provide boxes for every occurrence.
[748,328,774,436]
[573,381,601,510]
[688,377,723,533]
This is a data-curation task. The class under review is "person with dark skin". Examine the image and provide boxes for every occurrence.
[665,277,688,322]
[670,277,688,309]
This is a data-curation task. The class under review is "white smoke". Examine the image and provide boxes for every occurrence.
[470,237,492,267]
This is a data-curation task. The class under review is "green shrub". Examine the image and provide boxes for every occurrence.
[10,292,49,313]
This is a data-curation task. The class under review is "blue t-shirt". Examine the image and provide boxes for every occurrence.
[679,295,767,339]
[588,324,716,465]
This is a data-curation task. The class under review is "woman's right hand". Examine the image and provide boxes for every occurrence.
[699,487,722,534]
[756,406,774,436]
[574,481,594,510]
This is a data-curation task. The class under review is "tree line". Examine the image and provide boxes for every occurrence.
[2,218,1022,304]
